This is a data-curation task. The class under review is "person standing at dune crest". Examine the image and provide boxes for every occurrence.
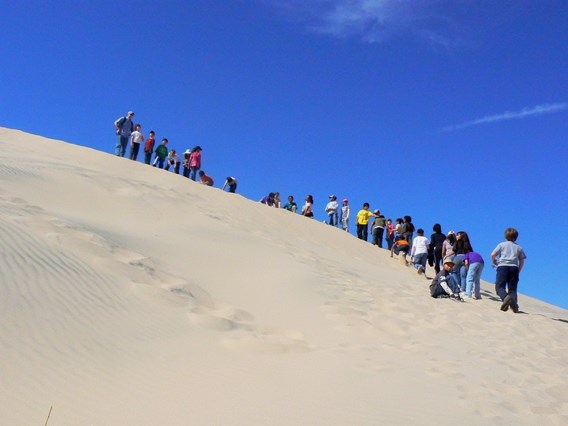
[114,111,135,157]
[325,195,339,226]
[340,199,350,231]
[355,203,376,241]
[301,195,314,218]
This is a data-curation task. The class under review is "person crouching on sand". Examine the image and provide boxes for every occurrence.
[430,257,463,301]
[390,236,410,266]
[222,177,237,193]
[198,170,214,186]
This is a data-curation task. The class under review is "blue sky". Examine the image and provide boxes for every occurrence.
[2,0,567,309]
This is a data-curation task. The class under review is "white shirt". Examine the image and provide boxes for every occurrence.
[325,200,339,214]
[130,130,144,145]
[411,235,430,256]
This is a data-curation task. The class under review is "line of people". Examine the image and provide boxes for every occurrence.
[260,191,526,313]
[115,111,526,314]
[113,111,237,192]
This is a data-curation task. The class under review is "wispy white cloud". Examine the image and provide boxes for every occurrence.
[442,103,568,132]
[269,0,460,46]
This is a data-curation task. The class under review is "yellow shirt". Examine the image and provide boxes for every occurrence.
[356,209,373,225]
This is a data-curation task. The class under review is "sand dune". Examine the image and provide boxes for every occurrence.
[0,128,567,425]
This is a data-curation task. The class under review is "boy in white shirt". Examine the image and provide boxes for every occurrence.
[410,229,431,275]
[129,124,144,161]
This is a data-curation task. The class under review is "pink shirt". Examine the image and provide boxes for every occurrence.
[189,150,201,168]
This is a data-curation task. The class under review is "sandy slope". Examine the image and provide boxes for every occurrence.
[0,128,567,425]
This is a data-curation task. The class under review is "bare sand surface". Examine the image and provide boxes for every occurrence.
[1,128,567,425]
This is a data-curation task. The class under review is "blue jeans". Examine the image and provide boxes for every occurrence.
[431,273,459,297]
[328,212,338,226]
[465,262,484,297]
[413,253,427,270]
[452,254,467,287]
[189,167,199,181]
[495,266,519,306]
[115,135,128,157]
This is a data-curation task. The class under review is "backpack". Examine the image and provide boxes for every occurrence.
[116,117,134,133]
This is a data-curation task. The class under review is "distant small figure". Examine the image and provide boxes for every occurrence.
[491,227,526,313]
[301,195,314,218]
[273,192,281,208]
[114,111,135,157]
[402,216,415,244]
[371,210,386,248]
[410,229,430,275]
[385,218,395,250]
[325,195,339,226]
[340,199,350,231]
[283,195,298,213]
[188,146,202,181]
[429,257,463,301]
[260,192,276,206]
[222,177,237,193]
[153,138,169,168]
[355,203,376,241]
[394,218,404,238]
[198,170,214,186]
[143,131,156,165]
[165,149,181,174]
[463,251,484,299]
[182,149,192,178]
[129,124,144,161]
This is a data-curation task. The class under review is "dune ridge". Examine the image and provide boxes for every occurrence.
[0,128,567,425]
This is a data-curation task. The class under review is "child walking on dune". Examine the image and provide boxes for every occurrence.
[491,227,526,313]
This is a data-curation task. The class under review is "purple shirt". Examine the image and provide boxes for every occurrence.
[464,251,484,264]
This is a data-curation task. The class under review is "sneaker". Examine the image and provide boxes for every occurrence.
[511,301,520,313]
[417,266,424,275]
[450,293,464,302]
[500,295,513,312]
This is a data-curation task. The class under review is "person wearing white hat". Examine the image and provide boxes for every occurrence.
[325,195,339,226]
[182,149,192,178]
